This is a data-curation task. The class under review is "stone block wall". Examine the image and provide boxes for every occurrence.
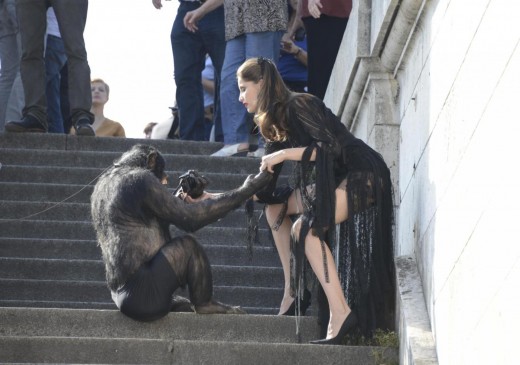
[326,0,520,364]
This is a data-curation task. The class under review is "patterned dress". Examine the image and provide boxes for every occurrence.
[223,0,288,41]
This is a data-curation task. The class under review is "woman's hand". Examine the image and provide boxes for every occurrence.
[307,0,322,18]
[281,38,298,55]
[260,150,286,173]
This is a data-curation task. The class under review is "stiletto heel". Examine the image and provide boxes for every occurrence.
[280,288,311,316]
[309,310,358,345]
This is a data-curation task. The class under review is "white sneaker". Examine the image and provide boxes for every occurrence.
[211,143,249,157]
[247,147,265,158]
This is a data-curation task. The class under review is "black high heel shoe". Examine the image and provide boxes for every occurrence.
[280,288,311,316]
[309,310,358,345]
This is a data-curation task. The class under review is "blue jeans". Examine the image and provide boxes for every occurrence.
[0,0,24,129]
[45,34,68,133]
[220,31,284,145]
[16,0,92,127]
[171,2,225,141]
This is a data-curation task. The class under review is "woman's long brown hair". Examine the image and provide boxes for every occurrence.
[237,58,293,142]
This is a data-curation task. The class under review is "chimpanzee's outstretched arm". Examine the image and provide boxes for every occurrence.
[144,171,272,232]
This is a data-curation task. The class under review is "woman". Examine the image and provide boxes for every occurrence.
[238,58,395,344]
[71,78,125,137]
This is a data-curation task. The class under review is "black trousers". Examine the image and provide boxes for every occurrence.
[16,0,93,126]
[302,15,348,100]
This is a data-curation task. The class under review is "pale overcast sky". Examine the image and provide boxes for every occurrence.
[84,0,179,138]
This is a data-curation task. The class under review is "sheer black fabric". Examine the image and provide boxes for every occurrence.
[255,94,395,337]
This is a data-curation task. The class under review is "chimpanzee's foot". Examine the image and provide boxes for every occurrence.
[171,295,195,313]
[194,300,246,314]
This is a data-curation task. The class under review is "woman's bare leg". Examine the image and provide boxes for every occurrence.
[265,190,304,314]
[266,184,349,322]
[304,233,350,338]
[296,185,351,338]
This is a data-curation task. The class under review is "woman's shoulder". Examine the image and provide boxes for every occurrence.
[286,93,327,118]
[288,92,323,106]
[99,118,126,137]
[102,118,120,126]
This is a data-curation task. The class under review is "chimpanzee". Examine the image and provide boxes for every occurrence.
[90,144,271,321]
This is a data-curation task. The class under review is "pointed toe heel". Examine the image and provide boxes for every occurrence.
[309,311,358,345]
[280,288,311,316]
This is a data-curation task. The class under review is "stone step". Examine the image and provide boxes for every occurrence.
[0,238,278,266]
[0,200,267,228]
[0,257,283,288]
[0,165,263,190]
[0,307,398,365]
[0,133,223,155]
[0,219,271,245]
[0,148,260,173]
[0,299,277,315]
[0,337,396,365]
[0,307,318,344]
[0,179,267,203]
[0,279,283,308]
[0,181,93,203]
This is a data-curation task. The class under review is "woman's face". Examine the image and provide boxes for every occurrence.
[91,82,109,106]
[238,77,263,113]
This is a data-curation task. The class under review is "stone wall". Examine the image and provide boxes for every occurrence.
[327,0,519,364]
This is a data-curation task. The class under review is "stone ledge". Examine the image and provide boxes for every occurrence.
[396,255,438,365]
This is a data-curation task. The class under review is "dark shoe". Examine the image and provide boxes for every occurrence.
[309,310,358,345]
[281,288,311,316]
[4,115,47,133]
[74,118,95,136]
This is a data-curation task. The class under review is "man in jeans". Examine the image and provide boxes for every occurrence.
[5,0,94,136]
[0,0,24,130]
[45,7,68,134]
[153,0,225,142]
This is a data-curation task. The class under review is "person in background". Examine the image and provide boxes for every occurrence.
[278,7,308,93]
[300,0,351,100]
[71,78,124,137]
[150,105,180,140]
[0,0,23,130]
[201,55,215,141]
[45,7,68,133]
[238,58,395,344]
[59,63,71,133]
[144,122,157,139]
[183,0,288,157]
[152,0,225,142]
[4,1,94,136]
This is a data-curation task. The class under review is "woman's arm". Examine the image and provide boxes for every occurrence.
[181,191,223,203]
[260,147,316,173]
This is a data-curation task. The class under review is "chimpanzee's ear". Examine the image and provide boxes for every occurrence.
[147,151,158,171]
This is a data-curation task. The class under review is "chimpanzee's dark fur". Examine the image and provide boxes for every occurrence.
[90,144,271,319]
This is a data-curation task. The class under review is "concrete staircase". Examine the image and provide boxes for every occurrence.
[0,133,398,364]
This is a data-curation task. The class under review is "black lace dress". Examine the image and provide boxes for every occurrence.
[255,94,395,337]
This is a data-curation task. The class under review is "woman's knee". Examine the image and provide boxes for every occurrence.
[265,204,284,224]
[291,218,302,241]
